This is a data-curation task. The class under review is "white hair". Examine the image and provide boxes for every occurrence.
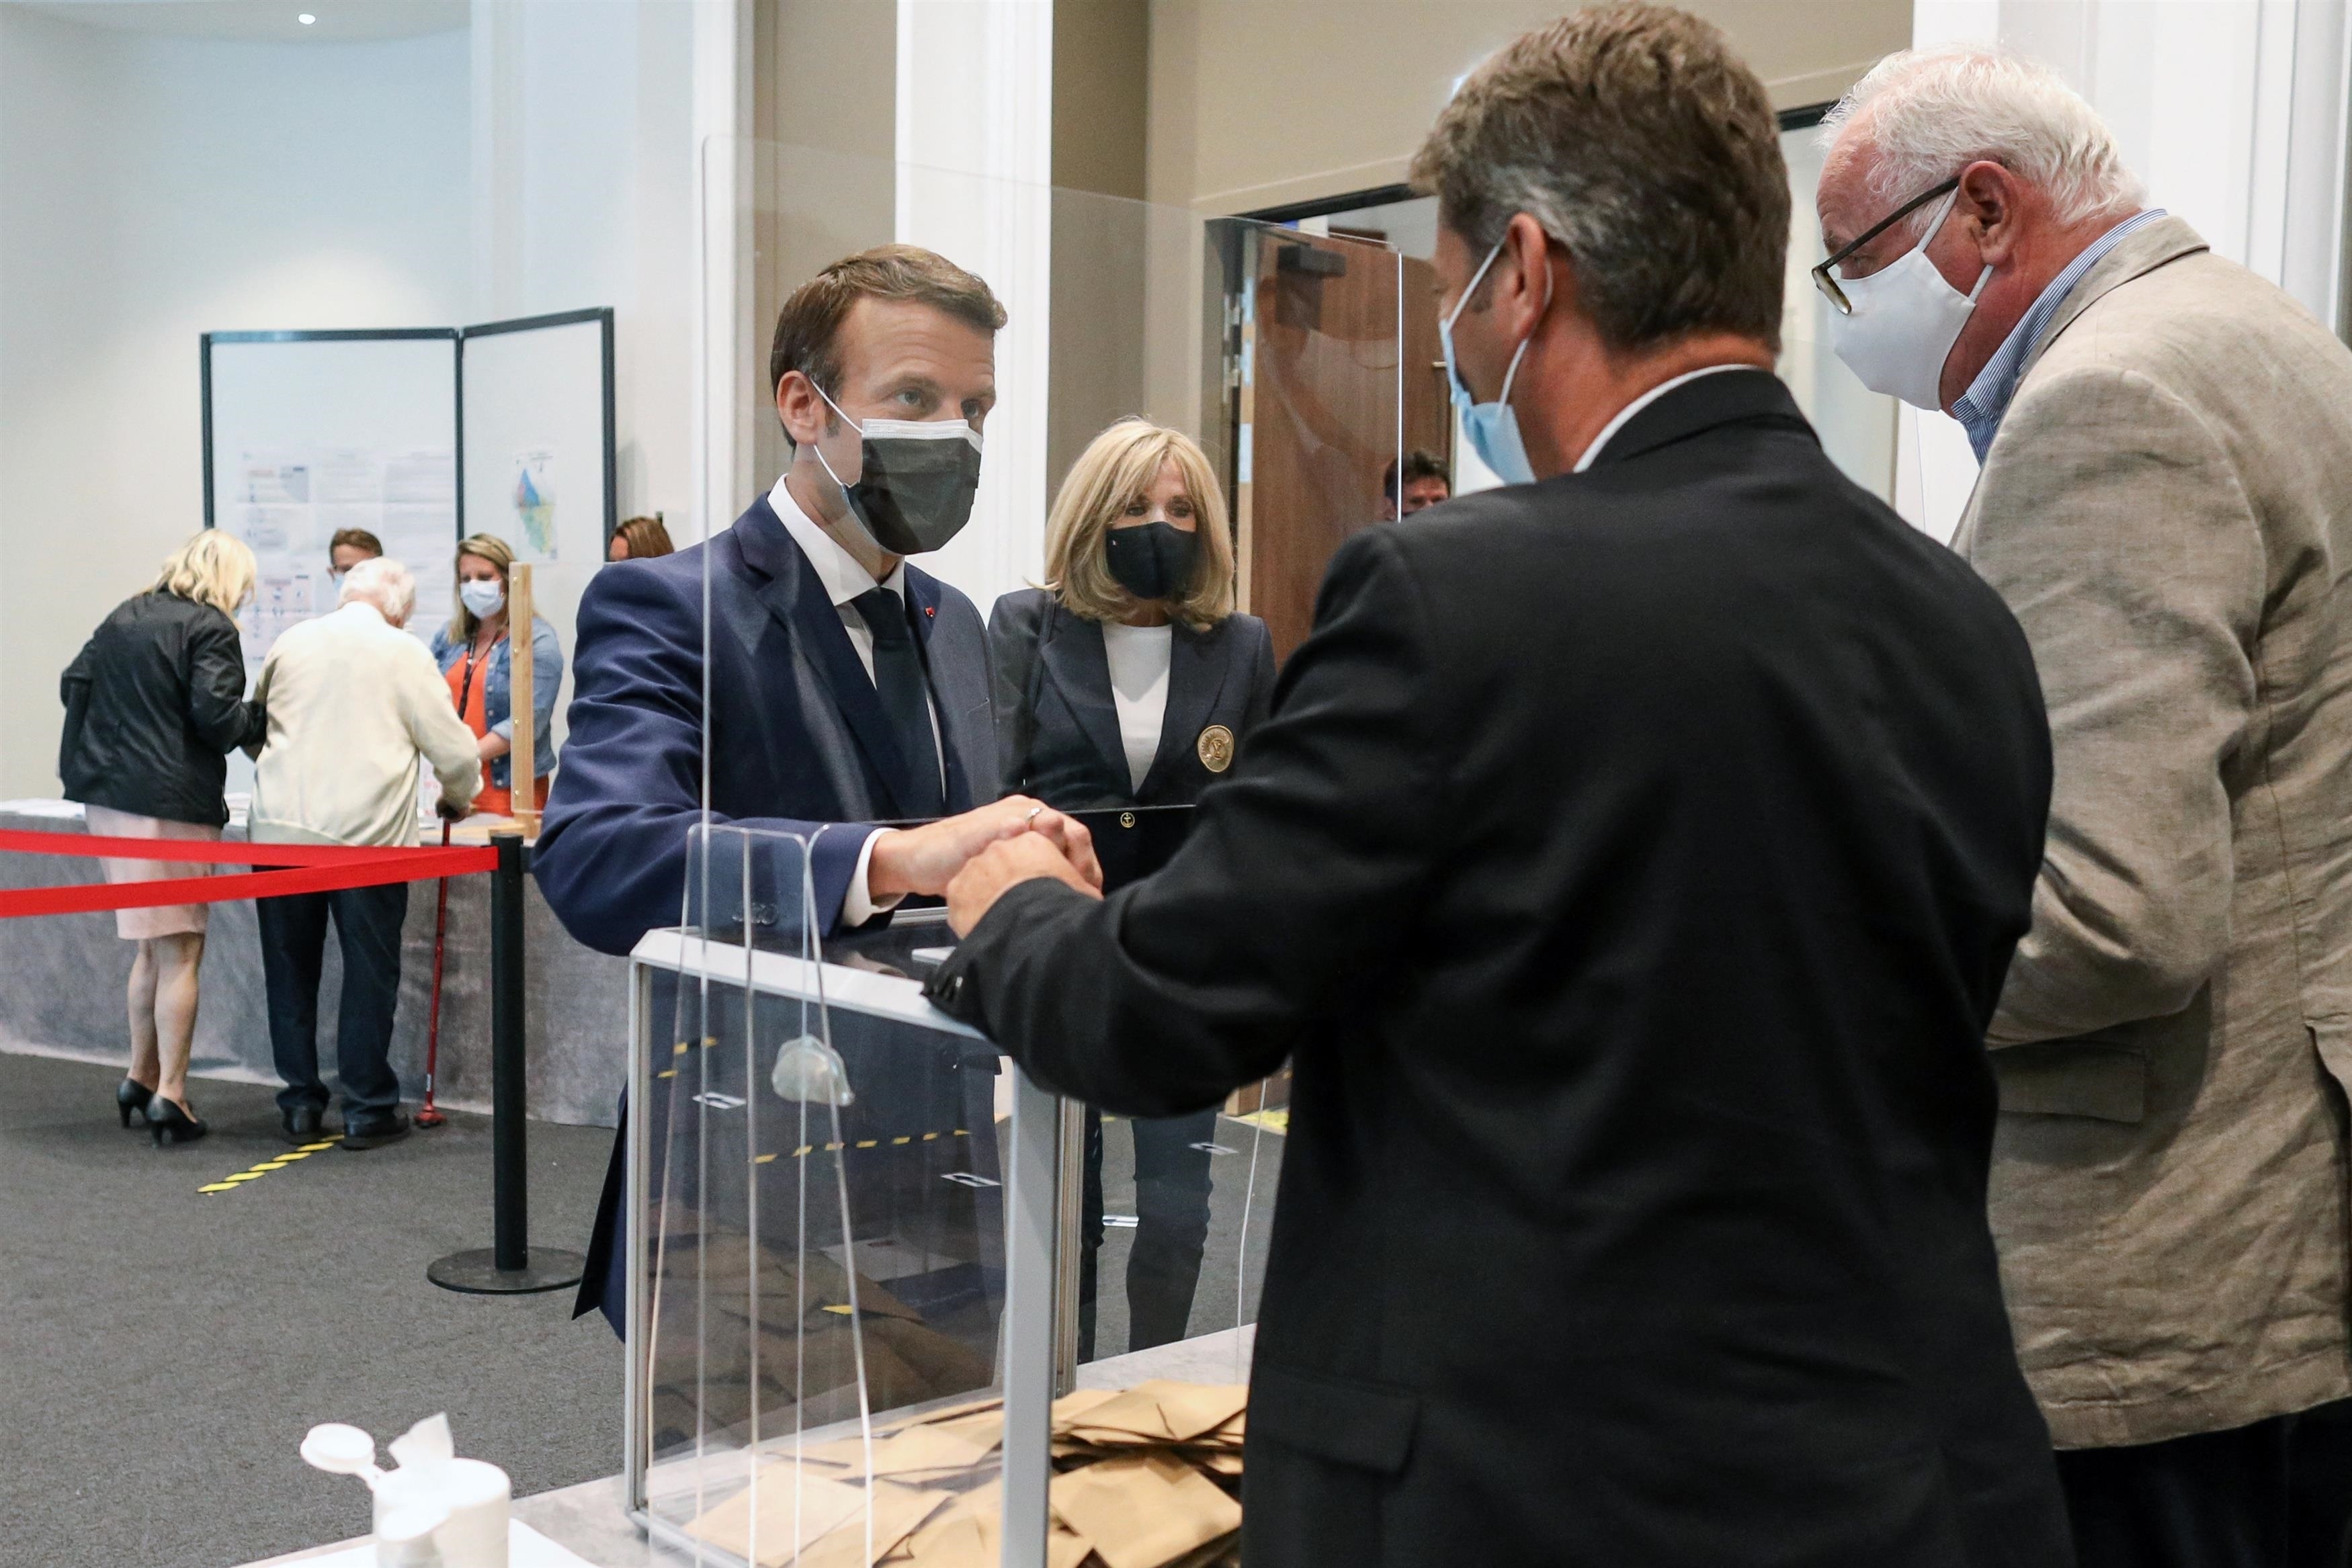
[339,556,416,625]
[1822,45,2144,234]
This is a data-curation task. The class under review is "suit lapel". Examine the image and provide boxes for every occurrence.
[1040,610,1129,786]
[1140,621,1230,797]
[732,499,916,817]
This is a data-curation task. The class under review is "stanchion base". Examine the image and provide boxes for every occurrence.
[427,1247,585,1295]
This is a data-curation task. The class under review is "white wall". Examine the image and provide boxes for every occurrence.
[0,6,472,797]
[1896,0,2352,541]
[0,1,706,799]
[472,0,697,539]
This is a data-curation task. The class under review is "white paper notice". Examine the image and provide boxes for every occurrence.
[230,446,456,664]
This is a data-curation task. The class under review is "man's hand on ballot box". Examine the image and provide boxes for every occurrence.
[946,826,1105,937]
[870,793,1103,906]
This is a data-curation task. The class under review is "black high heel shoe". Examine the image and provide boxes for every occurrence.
[116,1079,153,1129]
[145,1094,207,1147]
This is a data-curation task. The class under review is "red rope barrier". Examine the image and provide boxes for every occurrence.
[0,828,500,920]
[0,828,483,867]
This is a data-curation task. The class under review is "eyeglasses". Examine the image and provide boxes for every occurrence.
[1809,176,1960,316]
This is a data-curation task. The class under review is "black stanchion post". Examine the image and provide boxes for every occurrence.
[491,828,529,1272]
[428,829,585,1296]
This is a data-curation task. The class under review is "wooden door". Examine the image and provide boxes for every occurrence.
[1228,228,1401,662]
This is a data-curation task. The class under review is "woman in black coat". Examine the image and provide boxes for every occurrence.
[58,530,265,1145]
[986,419,1273,1358]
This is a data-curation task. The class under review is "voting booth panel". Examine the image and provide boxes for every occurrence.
[202,311,618,774]
[460,309,618,760]
[203,330,463,670]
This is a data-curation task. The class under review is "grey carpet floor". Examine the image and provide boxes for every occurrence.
[0,1052,620,1568]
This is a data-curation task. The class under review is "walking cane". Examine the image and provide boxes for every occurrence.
[416,818,452,1129]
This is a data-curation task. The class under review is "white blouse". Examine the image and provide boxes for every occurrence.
[1099,621,1174,792]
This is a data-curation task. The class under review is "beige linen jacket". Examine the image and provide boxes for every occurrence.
[1956,216,2352,1448]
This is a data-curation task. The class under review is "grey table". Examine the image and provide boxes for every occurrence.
[0,801,632,1127]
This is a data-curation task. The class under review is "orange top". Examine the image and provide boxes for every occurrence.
[444,644,547,820]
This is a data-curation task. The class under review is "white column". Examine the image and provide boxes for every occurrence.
[893,0,1054,619]
[1898,0,2351,539]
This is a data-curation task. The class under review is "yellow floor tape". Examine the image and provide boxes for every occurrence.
[198,1141,337,1195]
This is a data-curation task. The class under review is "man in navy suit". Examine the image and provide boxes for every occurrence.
[536,244,1098,1328]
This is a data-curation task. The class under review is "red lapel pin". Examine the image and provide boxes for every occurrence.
[924,605,935,617]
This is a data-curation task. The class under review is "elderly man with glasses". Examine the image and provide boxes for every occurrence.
[1820,45,2352,1568]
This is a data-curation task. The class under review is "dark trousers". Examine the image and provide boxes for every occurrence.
[1079,1106,1216,1359]
[257,883,409,1120]
[2058,1397,2352,1568]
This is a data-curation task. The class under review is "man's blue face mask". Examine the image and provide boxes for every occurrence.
[1439,232,1552,487]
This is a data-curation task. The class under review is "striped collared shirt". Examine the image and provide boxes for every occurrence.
[1951,208,2169,460]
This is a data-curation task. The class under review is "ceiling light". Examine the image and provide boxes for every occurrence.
[298,12,315,22]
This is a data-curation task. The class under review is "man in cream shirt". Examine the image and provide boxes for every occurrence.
[249,556,479,1149]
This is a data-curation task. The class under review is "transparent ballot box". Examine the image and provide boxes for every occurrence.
[622,832,1270,1567]
[624,824,1037,1564]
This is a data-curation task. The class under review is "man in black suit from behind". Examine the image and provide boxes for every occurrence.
[927,7,2071,1565]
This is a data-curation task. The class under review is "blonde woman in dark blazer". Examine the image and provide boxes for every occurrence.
[987,419,1273,1356]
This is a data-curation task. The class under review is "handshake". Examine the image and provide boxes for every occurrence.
[866,795,1107,937]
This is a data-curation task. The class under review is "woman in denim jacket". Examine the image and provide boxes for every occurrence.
[429,532,564,818]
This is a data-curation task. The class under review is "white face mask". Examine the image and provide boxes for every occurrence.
[459,579,505,619]
[1826,191,1992,410]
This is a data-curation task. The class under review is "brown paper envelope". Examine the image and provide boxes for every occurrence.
[683,1465,869,1567]
[905,1395,1007,1427]
[1129,1382,1249,1442]
[898,1479,1090,1568]
[1062,1427,1163,1448]
[1189,1449,1244,1477]
[900,1483,1001,1567]
[1048,1386,1124,1432]
[1048,1520,1094,1568]
[924,1409,1008,1449]
[901,1510,993,1567]
[788,1480,952,1568]
[1058,1387,1179,1442]
[792,1420,999,1479]
[1050,1452,1240,1568]
[872,1422,1001,1475]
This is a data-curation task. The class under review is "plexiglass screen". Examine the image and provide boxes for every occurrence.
[630,136,1399,1565]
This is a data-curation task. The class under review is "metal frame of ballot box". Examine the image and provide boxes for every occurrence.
[623,924,1061,1568]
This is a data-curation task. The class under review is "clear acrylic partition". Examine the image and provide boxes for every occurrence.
[636,136,1401,1565]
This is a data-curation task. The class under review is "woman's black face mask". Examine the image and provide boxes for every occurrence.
[1104,522,1199,603]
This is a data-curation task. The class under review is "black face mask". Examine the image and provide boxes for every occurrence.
[1103,522,1200,603]
[812,389,984,556]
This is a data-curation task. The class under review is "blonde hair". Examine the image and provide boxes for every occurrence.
[1044,421,1234,630]
[448,532,515,641]
[155,529,257,615]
